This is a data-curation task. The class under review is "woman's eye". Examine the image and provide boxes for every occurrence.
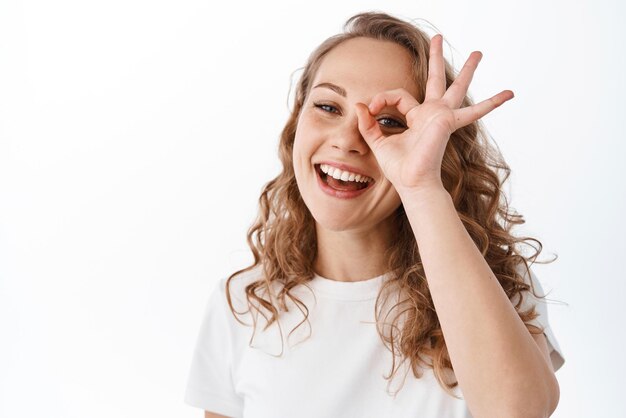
[378,117,405,129]
[314,103,339,114]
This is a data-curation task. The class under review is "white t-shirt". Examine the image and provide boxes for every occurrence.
[184,264,565,418]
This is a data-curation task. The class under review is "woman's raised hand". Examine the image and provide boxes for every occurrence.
[354,34,514,195]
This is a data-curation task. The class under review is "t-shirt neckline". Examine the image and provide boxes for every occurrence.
[309,270,391,301]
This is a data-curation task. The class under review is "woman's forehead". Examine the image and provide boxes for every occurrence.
[312,38,419,99]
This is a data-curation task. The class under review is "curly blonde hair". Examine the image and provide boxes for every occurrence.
[224,10,556,398]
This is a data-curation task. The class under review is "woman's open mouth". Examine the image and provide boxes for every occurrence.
[314,164,374,199]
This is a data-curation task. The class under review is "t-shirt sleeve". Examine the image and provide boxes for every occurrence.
[510,265,565,372]
[184,277,244,417]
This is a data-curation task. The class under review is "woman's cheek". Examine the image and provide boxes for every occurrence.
[300,112,327,132]
[310,112,334,128]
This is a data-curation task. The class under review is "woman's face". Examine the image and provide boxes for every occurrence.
[293,36,420,232]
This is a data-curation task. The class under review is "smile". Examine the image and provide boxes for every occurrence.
[314,164,374,199]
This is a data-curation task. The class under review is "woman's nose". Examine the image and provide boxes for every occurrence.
[329,113,369,154]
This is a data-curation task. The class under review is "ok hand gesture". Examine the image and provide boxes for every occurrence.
[354,34,514,194]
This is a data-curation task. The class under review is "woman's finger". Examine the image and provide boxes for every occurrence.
[453,90,514,129]
[424,34,446,101]
[444,51,483,108]
[354,102,385,146]
[368,88,420,117]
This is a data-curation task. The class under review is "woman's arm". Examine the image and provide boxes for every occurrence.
[400,186,560,418]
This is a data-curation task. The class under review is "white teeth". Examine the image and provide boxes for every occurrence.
[320,164,372,183]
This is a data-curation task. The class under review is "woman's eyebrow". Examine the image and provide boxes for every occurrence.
[313,82,347,98]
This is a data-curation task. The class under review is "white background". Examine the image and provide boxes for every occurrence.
[1,0,624,417]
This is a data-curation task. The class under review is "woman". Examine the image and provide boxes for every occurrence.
[185,11,565,418]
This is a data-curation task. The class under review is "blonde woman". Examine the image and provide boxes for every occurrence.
[185,11,565,418]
